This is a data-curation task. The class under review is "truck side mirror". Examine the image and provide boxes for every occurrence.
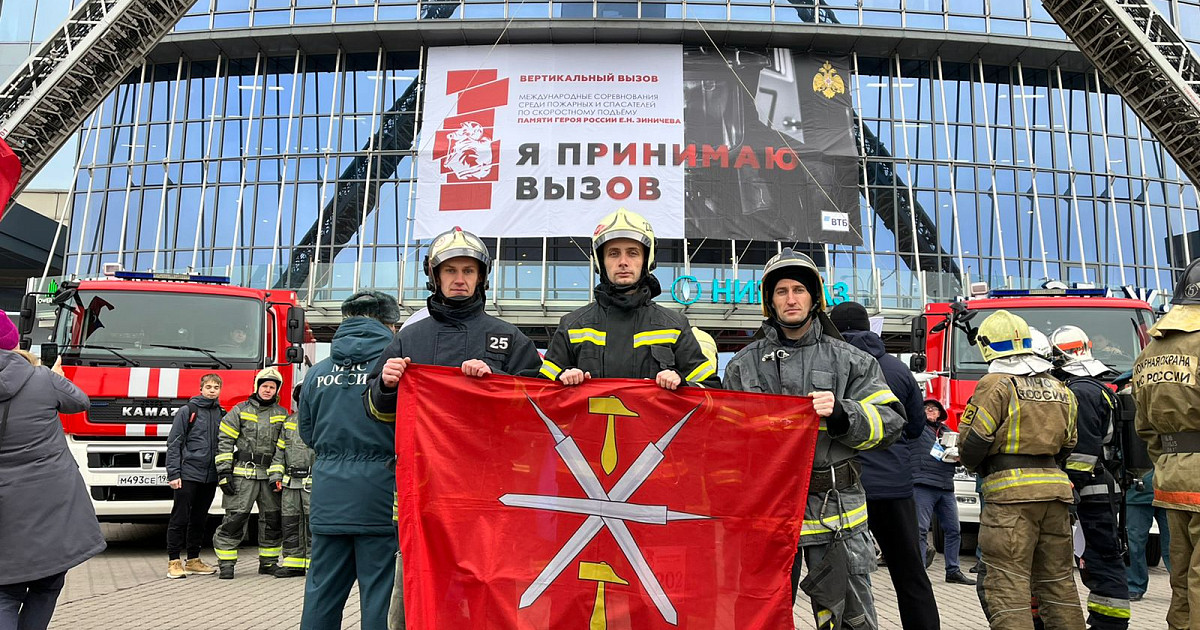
[910,315,927,353]
[18,293,36,336]
[40,342,58,368]
[286,346,304,364]
[286,306,306,345]
[909,354,927,373]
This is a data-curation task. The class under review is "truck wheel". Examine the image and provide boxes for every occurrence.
[1147,534,1161,568]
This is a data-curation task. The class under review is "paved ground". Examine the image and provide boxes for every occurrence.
[48,523,1173,629]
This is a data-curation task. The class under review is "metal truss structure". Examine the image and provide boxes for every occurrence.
[0,0,200,205]
[1042,0,1200,188]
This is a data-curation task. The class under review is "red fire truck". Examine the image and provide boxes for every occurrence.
[908,286,1156,555]
[910,287,1155,428]
[17,270,306,521]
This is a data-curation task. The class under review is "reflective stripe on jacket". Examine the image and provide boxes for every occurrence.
[723,321,905,544]
[1064,375,1120,501]
[216,397,288,480]
[958,372,1077,504]
[541,291,720,387]
[269,415,314,489]
[1133,305,1200,513]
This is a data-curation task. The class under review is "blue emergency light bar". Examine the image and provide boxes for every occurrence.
[113,271,231,284]
[988,287,1107,298]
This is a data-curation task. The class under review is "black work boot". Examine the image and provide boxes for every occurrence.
[274,566,306,578]
[258,561,278,575]
[218,561,235,580]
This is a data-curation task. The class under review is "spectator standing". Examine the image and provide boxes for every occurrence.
[912,399,975,585]
[1126,469,1171,601]
[829,301,945,629]
[0,320,105,630]
[165,373,225,579]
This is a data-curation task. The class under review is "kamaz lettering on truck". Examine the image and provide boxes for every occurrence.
[17,271,307,521]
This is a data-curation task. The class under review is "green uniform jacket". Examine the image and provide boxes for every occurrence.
[215,397,288,480]
[269,413,315,489]
[958,372,1077,505]
[1133,305,1200,513]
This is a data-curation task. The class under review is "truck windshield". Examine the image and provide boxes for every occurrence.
[952,307,1154,375]
[55,291,264,366]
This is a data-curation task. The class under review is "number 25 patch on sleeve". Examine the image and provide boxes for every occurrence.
[487,333,512,354]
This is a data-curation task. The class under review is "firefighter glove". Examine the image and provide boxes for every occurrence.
[218,473,235,496]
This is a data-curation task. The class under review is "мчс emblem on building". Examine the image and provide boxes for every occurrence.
[812,61,845,99]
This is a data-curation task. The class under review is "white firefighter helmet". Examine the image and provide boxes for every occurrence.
[592,208,656,278]
[976,310,1033,363]
[1051,325,1112,377]
[424,226,491,293]
[1029,327,1052,359]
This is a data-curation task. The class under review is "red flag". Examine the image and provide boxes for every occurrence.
[396,364,819,630]
[0,135,21,217]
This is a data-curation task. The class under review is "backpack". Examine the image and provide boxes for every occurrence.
[181,401,224,439]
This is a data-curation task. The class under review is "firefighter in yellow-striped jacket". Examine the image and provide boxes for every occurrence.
[957,310,1085,630]
[268,383,314,578]
[212,367,288,579]
[539,208,721,389]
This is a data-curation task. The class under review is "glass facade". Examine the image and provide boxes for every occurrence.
[61,0,1200,330]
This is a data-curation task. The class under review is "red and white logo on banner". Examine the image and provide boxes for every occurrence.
[431,69,509,212]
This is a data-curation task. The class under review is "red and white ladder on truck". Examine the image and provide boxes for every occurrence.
[0,0,199,207]
[1042,0,1200,187]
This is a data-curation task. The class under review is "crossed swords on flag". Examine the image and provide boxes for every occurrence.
[499,396,711,626]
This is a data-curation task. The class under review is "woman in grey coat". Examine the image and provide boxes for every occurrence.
[0,349,106,630]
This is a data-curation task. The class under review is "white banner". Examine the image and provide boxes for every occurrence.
[416,44,685,239]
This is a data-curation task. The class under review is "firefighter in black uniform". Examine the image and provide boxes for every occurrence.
[1050,325,1131,629]
[539,208,721,389]
[366,226,543,629]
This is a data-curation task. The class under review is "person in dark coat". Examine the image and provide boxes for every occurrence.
[829,301,944,630]
[366,228,543,630]
[0,341,105,630]
[299,291,402,630]
[164,373,225,578]
[911,398,975,585]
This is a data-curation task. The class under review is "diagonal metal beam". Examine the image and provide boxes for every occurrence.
[0,0,202,208]
[1041,0,1200,187]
